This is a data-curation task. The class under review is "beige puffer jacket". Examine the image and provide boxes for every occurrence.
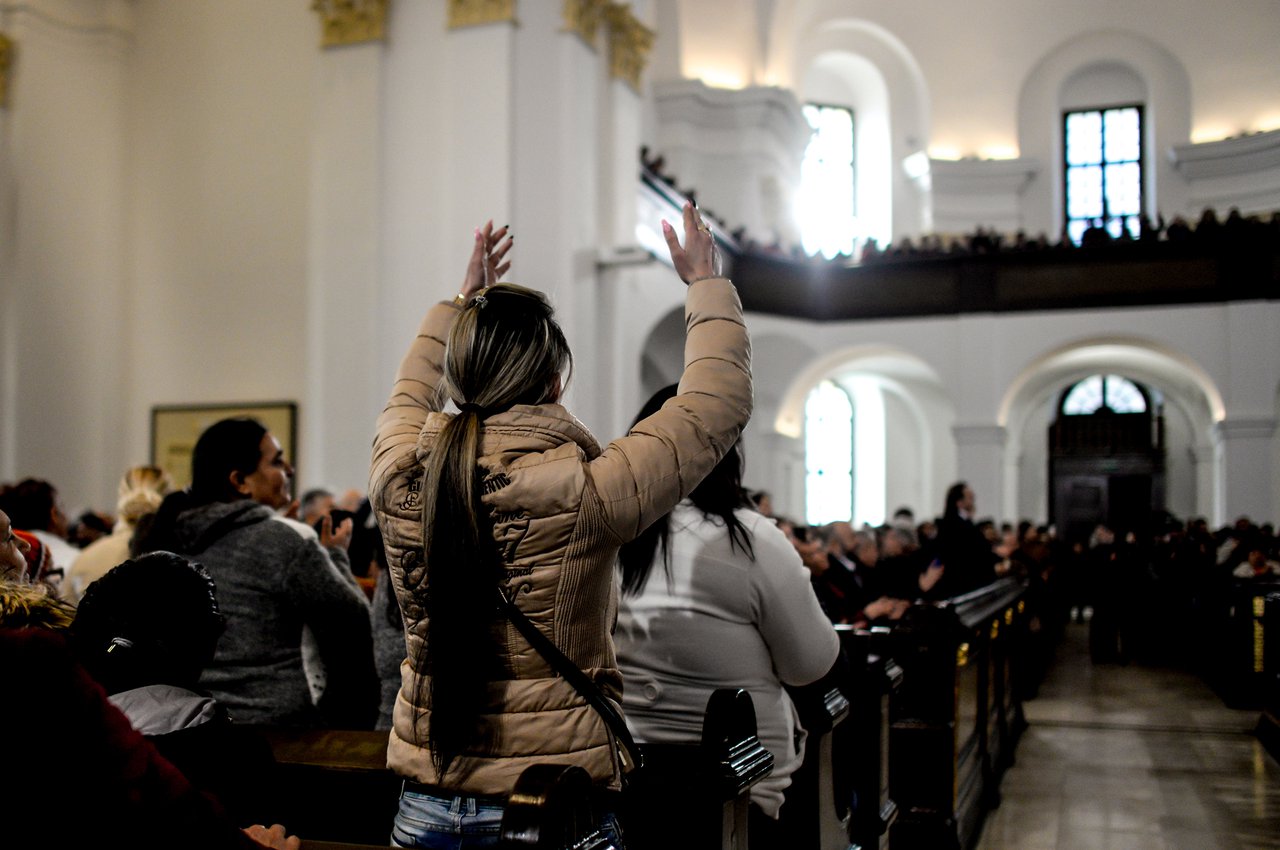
[369,277,752,796]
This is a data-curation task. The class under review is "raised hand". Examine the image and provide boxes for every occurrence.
[319,513,353,551]
[461,220,513,299]
[661,201,721,285]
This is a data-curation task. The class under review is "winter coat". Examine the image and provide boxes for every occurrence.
[369,277,752,795]
[171,500,377,727]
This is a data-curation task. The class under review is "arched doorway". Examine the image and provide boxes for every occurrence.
[999,338,1223,531]
[1049,373,1165,545]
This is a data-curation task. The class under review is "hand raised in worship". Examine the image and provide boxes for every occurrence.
[661,200,721,285]
[461,220,513,300]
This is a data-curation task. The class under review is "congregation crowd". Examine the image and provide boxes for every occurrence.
[1,206,1276,849]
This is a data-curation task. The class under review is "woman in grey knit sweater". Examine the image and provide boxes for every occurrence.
[136,417,377,728]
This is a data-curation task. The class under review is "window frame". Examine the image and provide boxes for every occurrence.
[1059,374,1150,416]
[799,101,858,259]
[1062,103,1145,244]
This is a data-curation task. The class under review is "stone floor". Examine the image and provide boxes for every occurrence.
[972,621,1280,850]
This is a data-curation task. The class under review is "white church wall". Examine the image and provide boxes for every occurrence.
[125,1,315,506]
[2,1,132,512]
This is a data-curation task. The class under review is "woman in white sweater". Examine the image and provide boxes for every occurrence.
[613,384,840,844]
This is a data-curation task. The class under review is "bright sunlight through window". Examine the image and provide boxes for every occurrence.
[798,104,857,259]
[805,378,886,527]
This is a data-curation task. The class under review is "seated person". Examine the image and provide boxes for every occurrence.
[1232,541,1280,580]
[71,552,281,826]
[614,385,839,847]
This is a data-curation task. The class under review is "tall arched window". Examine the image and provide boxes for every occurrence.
[805,381,852,525]
[804,377,886,527]
[798,103,857,259]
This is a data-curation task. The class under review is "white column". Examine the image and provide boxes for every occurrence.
[1191,439,1216,523]
[304,37,386,496]
[1213,416,1277,524]
[0,2,132,510]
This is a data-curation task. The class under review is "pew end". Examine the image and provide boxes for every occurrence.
[781,662,857,850]
[500,764,618,849]
[621,687,774,850]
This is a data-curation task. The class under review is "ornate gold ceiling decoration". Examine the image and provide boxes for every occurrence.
[312,0,389,48]
[562,0,608,50]
[0,33,13,109]
[447,0,516,30]
[605,3,653,92]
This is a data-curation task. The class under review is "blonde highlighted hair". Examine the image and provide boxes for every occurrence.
[116,465,173,528]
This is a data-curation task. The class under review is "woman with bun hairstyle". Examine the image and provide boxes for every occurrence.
[65,465,173,602]
[369,205,752,848]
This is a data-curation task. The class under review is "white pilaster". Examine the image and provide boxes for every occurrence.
[1213,416,1277,524]
[305,37,386,495]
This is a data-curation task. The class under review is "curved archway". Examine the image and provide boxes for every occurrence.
[772,345,955,523]
[998,336,1222,524]
[773,17,932,239]
[1017,29,1192,238]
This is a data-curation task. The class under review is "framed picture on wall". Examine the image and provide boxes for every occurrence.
[150,401,298,492]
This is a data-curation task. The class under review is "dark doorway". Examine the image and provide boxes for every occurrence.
[1048,376,1165,546]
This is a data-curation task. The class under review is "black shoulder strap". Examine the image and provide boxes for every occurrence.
[497,589,642,774]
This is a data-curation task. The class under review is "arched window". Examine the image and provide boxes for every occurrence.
[805,381,852,525]
[798,103,857,259]
[804,377,886,527]
[1061,374,1148,415]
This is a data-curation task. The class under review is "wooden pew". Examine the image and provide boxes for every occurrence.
[621,688,775,850]
[1218,578,1280,709]
[837,625,902,850]
[883,577,1028,850]
[500,764,618,849]
[780,663,855,849]
[257,727,399,849]
[1253,588,1280,764]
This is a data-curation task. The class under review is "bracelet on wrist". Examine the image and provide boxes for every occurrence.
[688,273,725,284]
[453,292,468,307]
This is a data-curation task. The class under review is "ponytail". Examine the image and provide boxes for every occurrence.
[409,282,571,779]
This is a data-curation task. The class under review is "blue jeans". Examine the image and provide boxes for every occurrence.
[391,785,624,849]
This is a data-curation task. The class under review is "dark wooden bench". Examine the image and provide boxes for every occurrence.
[837,625,902,850]
[780,661,855,850]
[1248,588,1280,762]
[621,687,775,850]
[257,727,399,849]
[499,763,618,849]
[882,577,1029,850]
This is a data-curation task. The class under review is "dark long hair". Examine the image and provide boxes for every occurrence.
[133,417,267,556]
[411,283,571,778]
[617,384,755,597]
[943,481,969,521]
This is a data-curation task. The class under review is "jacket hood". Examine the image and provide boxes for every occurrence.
[109,684,221,735]
[173,500,273,553]
[414,403,602,465]
[0,580,75,630]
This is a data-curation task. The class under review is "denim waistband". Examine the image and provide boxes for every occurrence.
[401,780,508,806]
